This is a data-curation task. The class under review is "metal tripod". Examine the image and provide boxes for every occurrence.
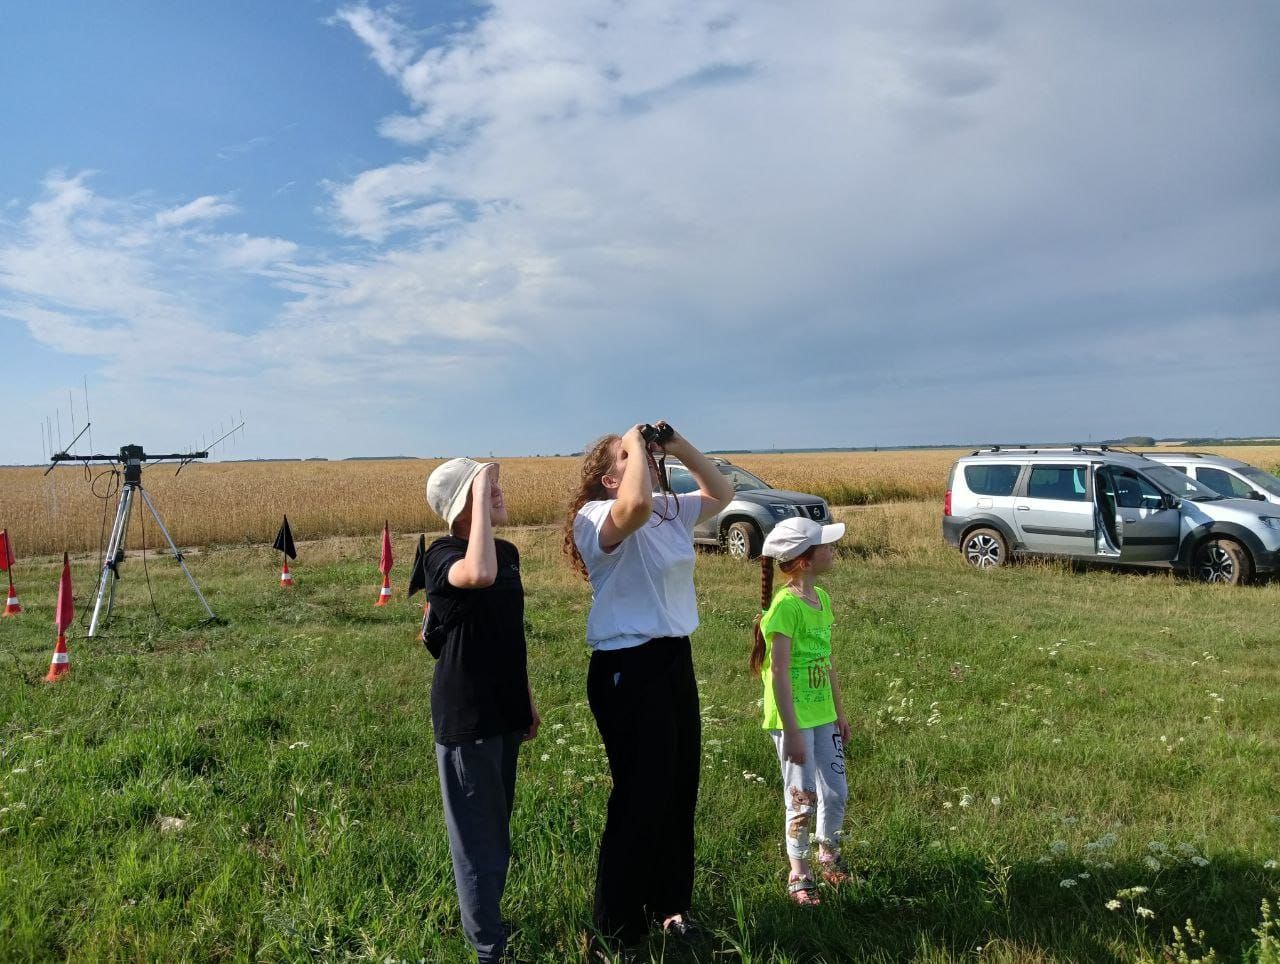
[87,449,216,637]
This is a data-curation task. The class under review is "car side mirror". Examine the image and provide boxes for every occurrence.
[1249,491,1266,501]
[1161,493,1180,511]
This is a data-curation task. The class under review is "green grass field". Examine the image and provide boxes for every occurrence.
[2,506,1278,962]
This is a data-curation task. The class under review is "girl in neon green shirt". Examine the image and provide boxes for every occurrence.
[750,518,852,906]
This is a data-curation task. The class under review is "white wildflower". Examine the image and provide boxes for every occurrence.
[1136,906,1155,919]
[1060,878,1077,889]
[1106,899,1121,911]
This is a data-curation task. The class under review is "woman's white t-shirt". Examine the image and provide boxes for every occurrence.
[574,493,703,651]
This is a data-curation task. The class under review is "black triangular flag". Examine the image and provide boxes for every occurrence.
[273,515,297,560]
[408,535,428,597]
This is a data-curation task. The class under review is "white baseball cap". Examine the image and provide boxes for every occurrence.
[426,457,490,526]
[761,517,845,562]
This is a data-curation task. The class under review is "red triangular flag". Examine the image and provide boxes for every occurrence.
[0,529,14,571]
[379,521,393,576]
[55,553,74,634]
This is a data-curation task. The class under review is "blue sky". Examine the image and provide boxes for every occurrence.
[1,1,1277,464]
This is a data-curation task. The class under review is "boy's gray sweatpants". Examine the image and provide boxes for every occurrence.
[436,731,522,963]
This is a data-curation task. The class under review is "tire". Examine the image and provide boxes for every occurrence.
[724,521,763,560]
[1192,537,1253,585]
[962,527,1008,570]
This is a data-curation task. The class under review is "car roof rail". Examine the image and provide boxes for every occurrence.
[1103,445,1151,459]
[970,444,1165,460]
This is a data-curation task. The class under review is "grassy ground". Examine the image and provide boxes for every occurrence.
[1,505,1278,962]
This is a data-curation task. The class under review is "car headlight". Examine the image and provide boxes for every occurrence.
[1259,516,1280,531]
[768,504,796,519]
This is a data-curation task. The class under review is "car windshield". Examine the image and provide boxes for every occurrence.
[718,464,770,492]
[1142,464,1222,501]
[1240,466,1280,496]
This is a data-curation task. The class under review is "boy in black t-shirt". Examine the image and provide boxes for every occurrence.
[424,457,539,964]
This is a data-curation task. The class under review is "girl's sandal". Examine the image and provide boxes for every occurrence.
[818,852,852,886]
[787,873,822,906]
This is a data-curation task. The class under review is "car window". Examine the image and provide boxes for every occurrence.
[1239,467,1280,497]
[964,464,1020,496]
[1142,464,1219,500]
[1026,464,1089,502]
[717,465,769,492]
[666,466,700,495]
[1167,464,1190,474]
[1112,471,1163,509]
[1197,467,1255,499]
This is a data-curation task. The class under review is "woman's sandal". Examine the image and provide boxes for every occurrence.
[659,914,702,940]
[818,852,853,886]
[787,873,822,906]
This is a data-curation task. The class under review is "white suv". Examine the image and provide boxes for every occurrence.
[1146,453,1280,506]
[943,446,1280,585]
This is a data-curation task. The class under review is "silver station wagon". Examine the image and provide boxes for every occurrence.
[943,446,1280,585]
[1146,452,1280,506]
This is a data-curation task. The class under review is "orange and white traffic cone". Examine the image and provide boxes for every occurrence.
[2,577,20,617]
[44,634,70,682]
[280,559,294,587]
[375,573,392,606]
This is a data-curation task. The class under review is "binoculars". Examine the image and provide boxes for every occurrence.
[640,423,675,446]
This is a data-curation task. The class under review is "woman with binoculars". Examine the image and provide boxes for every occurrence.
[563,421,733,950]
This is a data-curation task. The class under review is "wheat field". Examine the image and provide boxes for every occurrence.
[1,446,1277,557]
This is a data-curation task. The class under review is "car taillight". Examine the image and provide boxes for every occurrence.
[944,489,952,516]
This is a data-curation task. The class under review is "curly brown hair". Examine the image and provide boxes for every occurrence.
[563,434,620,580]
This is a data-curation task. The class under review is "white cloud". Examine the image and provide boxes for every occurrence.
[155,194,238,228]
[2,2,1277,462]
[0,177,270,376]
[216,234,299,270]
[333,4,416,76]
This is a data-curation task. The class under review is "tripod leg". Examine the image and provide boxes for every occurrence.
[104,486,133,624]
[137,487,216,621]
[88,484,134,637]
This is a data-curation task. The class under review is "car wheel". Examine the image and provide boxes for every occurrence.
[963,527,1008,570]
[1193,538,1253,585]
[724,521,762,560]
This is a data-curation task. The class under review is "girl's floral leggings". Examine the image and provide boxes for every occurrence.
[769,722,848,859]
